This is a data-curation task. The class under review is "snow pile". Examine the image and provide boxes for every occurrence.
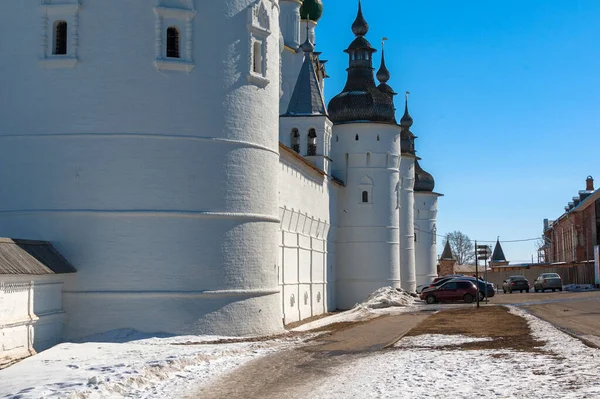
[394,334,493,348]
[361,287,417,309]
[564,284,597,292]
[0,333,304,399]
[292,287,418,332]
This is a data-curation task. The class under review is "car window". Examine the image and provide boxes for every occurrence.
[543,273,559,278]
[457,282,472,289]
[443,282,457,290]
[510,276,525,280]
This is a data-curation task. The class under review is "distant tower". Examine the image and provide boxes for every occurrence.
[280,0,324,112]
[280,27,333,174]
[438,240,457,276]
[329,1,401,308]
[490,238,509,267]
[0,0,283,338]
[399,95,417,292]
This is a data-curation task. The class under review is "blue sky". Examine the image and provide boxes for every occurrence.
[314,0,600,263]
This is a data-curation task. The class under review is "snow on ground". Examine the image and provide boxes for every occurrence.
[288,306,600,399]
[564,284,598,292]
[292,287,418,332]
[0,331,306,399]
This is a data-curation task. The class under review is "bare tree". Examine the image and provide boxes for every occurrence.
[443,231,474,265]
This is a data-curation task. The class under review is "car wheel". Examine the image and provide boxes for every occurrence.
[559,288,563,291]
[503,289,506,293]
[463,294,474,303]
[426,295,436,304]
[552,288,555,292]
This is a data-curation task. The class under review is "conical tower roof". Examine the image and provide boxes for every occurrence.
[491,238,507,262]
[440,240,455,260]
[283,36,327,116]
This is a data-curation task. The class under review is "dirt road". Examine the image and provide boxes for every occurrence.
[191,313,428,399]
[489,290,600,345]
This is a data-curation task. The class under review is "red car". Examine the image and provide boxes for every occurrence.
[420,280,479,304]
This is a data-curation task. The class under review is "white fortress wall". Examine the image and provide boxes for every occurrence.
[0,0,283,338]
[278,148,338,324]
[414,192,439,286]
[332,123,401,309]
[0,275,70,365]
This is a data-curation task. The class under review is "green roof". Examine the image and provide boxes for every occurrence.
[300,0,323,22]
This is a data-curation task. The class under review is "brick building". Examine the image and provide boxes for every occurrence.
[543,176,600,263]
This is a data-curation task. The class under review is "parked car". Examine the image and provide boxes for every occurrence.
[431,274,464,284]
[451,277,495,299]
[420,280,479,304]
[502,276,530,293]
[533,273,563,292]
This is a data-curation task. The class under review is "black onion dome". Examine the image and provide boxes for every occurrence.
[376,48,390,83]
[327,1,396,124]
[414,161,435,192]
[400,98,413,128]
[352,0,369,36]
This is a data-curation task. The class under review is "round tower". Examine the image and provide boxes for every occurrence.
[329,2,401,309]
[399,97,417,293]
[0,0,283,338]
[414,160,441,286]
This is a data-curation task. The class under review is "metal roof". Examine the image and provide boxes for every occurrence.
[491,239,507,262]
[0,238,76,275]
[283,52,327,117]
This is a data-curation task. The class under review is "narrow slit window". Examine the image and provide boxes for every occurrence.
[355,134,359,141]
[377,134,380,141]
[362,191,369,203]
[307,129,317,155]
[253,41,263,74]
[53,21,68,55]
[291,129,300,153]
[166,27,180,58]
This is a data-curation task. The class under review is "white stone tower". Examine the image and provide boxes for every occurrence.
[399,98,417,292]
[401,96,442,288]
[414,161,442,286]
[329,2,402,308]
[0,0,283,338]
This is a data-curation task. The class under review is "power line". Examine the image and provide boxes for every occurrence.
[413,227,541,244]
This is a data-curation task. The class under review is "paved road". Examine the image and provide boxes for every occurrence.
[192,313,429,399]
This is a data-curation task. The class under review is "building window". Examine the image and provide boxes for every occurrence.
[377,134,380,141]
[153,3,196,72]
[336,135,339,142]
[355,134,359,141]
[433,225,437,244]
[166,27,180,58]
[307,129,317,155]
[362,191,369,203]
[53,21,67,55]
[291,129,300,153]
[253,41,263,74]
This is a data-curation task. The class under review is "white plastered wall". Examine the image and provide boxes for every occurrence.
[0,275,70,365]
[332,123,401,309]
[414,192,439,286]
[0,0,284,339]
[399,155,417,293]
[278,149,337,324]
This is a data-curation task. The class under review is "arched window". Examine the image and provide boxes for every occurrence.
[291,129,300,153]
[355,134,359,141]
[362,191,369,203]
[366,152,371,166]
[307,129,317,155]
[53,21,67,55]
[166,27,180,58]
[253,41,263,74]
